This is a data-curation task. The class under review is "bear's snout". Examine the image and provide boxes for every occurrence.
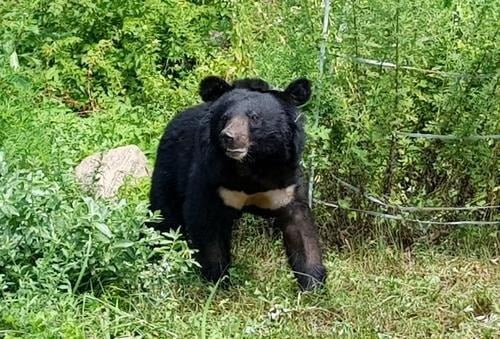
[220,115,250,160]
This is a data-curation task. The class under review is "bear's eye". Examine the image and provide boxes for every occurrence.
[248,112,260,122]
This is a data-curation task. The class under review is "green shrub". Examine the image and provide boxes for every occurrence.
[0,0,232,111]
[0,152,195,295]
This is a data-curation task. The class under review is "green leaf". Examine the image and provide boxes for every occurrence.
[95,223,112,238]
[9,50,19,70]
[113,240,134,248]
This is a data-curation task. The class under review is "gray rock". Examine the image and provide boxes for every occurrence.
[75,145,150,198]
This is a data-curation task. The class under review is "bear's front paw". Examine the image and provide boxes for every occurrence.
[296,264,326,291]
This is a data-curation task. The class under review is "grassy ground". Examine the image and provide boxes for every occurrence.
[2,222,499,338]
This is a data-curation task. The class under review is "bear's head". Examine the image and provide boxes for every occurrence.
[199,76,312,163]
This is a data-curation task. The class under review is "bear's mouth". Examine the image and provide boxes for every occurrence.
[225,148,248,161]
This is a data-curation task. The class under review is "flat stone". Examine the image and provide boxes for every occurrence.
[75,145,150,198]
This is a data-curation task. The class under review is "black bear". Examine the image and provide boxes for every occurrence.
[149,76,326,290]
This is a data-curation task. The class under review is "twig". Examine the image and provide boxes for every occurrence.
[318,0,331,89]
[383,2,401,195]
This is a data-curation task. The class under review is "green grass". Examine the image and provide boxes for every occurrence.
[1,222,499,338]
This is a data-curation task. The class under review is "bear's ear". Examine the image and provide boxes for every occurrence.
[199,76,232,102]
[284,78,312,106]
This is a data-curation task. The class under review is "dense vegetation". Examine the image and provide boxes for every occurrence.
[1,0,498,337]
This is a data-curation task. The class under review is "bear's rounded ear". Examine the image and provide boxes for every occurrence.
[284,78,312,106]
[199,76,232,102]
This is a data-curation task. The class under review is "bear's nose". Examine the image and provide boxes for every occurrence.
[220,131,234,145]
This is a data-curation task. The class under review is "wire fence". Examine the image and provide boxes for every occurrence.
[309,0,499,227]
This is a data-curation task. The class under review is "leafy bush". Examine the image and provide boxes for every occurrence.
[0,0,231,112]
[0,152,195,295]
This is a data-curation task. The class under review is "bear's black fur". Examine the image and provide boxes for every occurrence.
[149,76,326,290]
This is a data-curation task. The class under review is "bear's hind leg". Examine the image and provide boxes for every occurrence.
[156,202,185,233]
[149,180,185,233]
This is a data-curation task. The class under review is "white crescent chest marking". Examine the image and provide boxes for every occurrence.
[218,185,296,210]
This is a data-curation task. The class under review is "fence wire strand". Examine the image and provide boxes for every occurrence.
[336,54,499,79]
[329,173,500,212]
[396,132,500,141]
[314,199,500,226]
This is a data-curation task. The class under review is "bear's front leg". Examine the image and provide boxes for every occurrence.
[190,226,232,283]
[183,186,239,285]
[276,200,326,291]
